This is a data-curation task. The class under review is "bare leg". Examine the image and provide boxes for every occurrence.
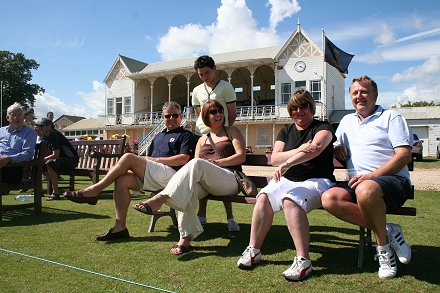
[322,181,387,245]
[248,194,274,249]
[283,199,310,258]
[112,173,141,232]
[46,165,59,194]
[81,153,147,196]
[355,181,388,245]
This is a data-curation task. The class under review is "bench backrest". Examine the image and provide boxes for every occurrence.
[70,139,126,170]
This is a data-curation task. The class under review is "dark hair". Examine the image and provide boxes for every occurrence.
[349,75,378,94]
[194,55,215,70]
[202,100,224,127]
[287,89,316,116]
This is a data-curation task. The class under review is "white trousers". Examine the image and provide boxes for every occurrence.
[161,158,239,240]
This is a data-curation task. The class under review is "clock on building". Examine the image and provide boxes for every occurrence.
[294,61,306,72]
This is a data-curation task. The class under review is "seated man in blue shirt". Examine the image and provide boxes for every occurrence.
[65,101,195,241]
[0,103,37,185]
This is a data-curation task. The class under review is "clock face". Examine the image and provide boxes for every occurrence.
[295,61,306,72]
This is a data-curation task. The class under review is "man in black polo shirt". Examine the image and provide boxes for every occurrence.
[65,101,195,241]
[35,118,79,200]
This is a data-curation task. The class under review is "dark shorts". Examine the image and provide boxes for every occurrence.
[1,167,23,185]
[46,157,78,175]
[335,175,412,213]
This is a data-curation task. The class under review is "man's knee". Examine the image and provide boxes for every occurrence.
[321,188,346,209]
[355,181,382,204]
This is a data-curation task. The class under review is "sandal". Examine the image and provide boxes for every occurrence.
[170,244,192,255]
[64,190,98,205]
[46,193,61,201]
[132,202,161,215]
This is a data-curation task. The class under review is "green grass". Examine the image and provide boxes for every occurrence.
[414,157,440,169]
[1,178,439,293]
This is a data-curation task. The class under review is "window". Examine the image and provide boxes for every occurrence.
[107,99,114,115]
[256,126,272,146]
[253,86,261,92]
[235,87,243,93]
[294,80,306,90]
[281,83,291,104]
[124,96,132,113]
[310,80,321,101]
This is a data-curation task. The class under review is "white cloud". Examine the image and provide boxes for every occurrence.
[34,80,105,120]
[392,54,440,82]
[267,0,301,30]
[156,0,294,60]
[375,23,394,45]
[357,40,440,64]
[76,80,106,117]
[388,54,440,105]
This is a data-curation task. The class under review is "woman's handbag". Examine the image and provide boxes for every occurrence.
[207,132,258,197]
[233,170,258,197]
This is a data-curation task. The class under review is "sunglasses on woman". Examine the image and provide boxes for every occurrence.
[291,102,309,112]
[164,113,180,119]
[209,108,224,115]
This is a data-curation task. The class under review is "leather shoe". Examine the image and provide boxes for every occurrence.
[64,190,98,205]
[96,228,129,241]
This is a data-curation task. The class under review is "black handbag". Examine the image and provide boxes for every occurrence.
[207,131,258,197]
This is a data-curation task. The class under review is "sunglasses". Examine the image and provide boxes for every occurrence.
[291,102,309,112]
[209,108,224,115]
[164,113,180,119]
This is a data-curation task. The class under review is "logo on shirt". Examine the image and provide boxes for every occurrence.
[169,138,175,143]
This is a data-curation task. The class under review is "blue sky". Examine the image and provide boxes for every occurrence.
[1,0,440,120]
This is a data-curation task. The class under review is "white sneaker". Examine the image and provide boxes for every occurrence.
[376,245,397,279]
[237,246,261,269]
[227,218,240,232]
[282,256,313,281]
[386,223,411,264]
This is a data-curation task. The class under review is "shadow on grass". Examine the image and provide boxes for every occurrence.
[0,207,111,227]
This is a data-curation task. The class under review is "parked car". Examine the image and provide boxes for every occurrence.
[412,133,423,161]
[437,137,440,159]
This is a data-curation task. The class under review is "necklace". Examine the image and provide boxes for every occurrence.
[204,80,221,100]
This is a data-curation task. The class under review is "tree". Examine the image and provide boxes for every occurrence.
[0,50,45,125]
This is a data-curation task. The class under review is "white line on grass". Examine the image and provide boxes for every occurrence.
[0,247,177,293]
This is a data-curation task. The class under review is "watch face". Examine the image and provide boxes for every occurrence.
[295,61,306,72]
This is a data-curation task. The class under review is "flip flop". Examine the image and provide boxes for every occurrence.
[132,202,160,215]
[170,244,192,255]
[64,190,98,205]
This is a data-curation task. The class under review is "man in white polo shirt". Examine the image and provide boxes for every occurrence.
[321,75,413,279]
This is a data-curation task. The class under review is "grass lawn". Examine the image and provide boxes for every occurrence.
[0,177,439,293]
[414,157,440,169]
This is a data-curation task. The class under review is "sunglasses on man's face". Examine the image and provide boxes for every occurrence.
[164,113,180,119]
[291,102,309,112]
[209,108,224,115]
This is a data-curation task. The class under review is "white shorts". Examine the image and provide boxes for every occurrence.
[137,160,177,191]
[258,177,335,213]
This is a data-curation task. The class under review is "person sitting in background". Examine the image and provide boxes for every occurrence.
[0,103,37,185]
[65,101,195,241]
[23,108,35,127]
[133,100,246,255]
[236,89,336,281]
[321,76,413,279]
[35,118,79,200]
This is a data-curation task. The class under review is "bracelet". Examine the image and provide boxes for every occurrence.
[284,161,292,168]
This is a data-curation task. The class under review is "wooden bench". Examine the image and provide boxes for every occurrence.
[148,154,416,269]
[1,141,48,220]
[49,138,126,192]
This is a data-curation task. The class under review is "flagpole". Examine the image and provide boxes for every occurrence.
[322,29,327,121]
